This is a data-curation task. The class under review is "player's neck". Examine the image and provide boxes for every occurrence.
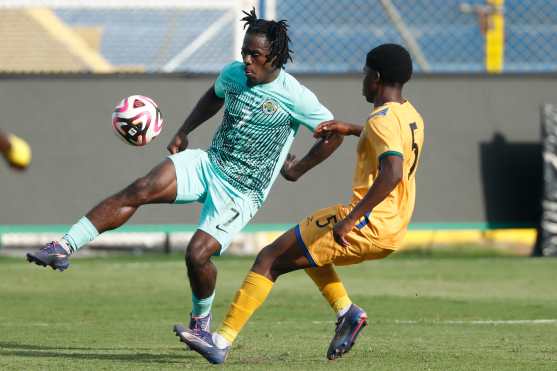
[259,68,281,85]
[374,87,404,108]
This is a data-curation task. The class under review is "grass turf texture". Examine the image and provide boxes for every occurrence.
[1,249,556,370]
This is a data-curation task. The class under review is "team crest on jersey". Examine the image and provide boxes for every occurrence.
[261,99,278,115]
[369,107,389,119]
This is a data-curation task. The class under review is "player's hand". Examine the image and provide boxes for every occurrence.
[280,153,299,182]
[314,120,354,138]
[167,130,189,154]
[332,218,355,247]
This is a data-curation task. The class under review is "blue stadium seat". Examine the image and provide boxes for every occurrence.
[54,1,557,74]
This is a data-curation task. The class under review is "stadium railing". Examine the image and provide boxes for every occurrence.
[0,0,555,74]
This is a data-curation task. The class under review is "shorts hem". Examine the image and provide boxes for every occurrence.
[372,242,399,251]
[196,226,228,256]
[294,225,318,267]
[167,150,206,204]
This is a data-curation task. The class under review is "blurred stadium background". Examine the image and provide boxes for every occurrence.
[0,0,556,74]
[1,0,556,256]
[1,2,557,370]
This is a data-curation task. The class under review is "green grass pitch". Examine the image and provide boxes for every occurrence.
[1,249,556,370]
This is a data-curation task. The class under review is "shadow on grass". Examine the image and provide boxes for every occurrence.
[0,341,193,364]
[0,341,328,366]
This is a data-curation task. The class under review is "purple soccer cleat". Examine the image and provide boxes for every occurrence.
[26,241,70,272]
[327,304,368,360]
[189,313,211,332]
[184,313,211,350]
[173,324,229,364]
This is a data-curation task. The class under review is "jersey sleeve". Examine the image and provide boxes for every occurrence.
[290,86,333,131]
[214,61,241,98]
[367,115,404,161]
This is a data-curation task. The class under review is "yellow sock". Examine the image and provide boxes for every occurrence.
[305,264,352,314]
[217,271,273,344]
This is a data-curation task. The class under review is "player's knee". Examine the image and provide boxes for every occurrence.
[269,258,288,281]
[126,176,155,204]
[252,245,275,275]
[185,240,213,268]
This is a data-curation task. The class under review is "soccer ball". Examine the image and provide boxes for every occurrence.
[112,95,164,146]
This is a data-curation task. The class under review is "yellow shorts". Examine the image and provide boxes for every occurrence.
[295,204,393,267]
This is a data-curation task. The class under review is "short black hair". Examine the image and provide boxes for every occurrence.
[241,8,293,68]
[366,44,413,85]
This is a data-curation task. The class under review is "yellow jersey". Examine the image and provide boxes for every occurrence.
[351,101,424,250]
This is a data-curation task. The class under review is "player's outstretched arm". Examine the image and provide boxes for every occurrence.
[314,120,363,138]
[0,131,10,154]
[281,133,343,181]
[333,155,402,246]
[167,85,224,154]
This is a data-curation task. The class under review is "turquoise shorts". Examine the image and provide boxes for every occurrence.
[168,149,258,254]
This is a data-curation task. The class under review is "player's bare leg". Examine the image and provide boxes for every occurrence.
[252,231,369,361]
[250,228,312,280]
[86,159,178,232]
[174,228,312,364]
[85,159,220,332]
[26,159,178,270]
[176,227,368,363]
[184,230,221,331]
[185,231,220,298]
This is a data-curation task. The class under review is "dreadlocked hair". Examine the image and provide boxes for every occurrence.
[241,7,293,68]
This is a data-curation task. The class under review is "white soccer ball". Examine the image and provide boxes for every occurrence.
[112,95,164,146]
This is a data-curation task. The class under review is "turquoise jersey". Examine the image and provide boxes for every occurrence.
[209,61,333,207]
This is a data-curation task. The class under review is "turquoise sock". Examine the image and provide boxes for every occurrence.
[62,216,99,253]
[192,292,215,317]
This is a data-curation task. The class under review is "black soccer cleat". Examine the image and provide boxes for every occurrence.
[26,241,70,272]
[327,304,368,360]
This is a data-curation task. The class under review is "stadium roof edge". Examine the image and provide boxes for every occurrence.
[0,0,237,9]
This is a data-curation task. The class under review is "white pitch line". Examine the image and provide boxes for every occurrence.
[393,319,557,325]
[308,319,557,325]
[3,320,556,327]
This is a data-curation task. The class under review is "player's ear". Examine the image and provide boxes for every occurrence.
[266,55,277,67]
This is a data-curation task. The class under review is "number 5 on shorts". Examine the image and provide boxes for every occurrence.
[316,215,338,228]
